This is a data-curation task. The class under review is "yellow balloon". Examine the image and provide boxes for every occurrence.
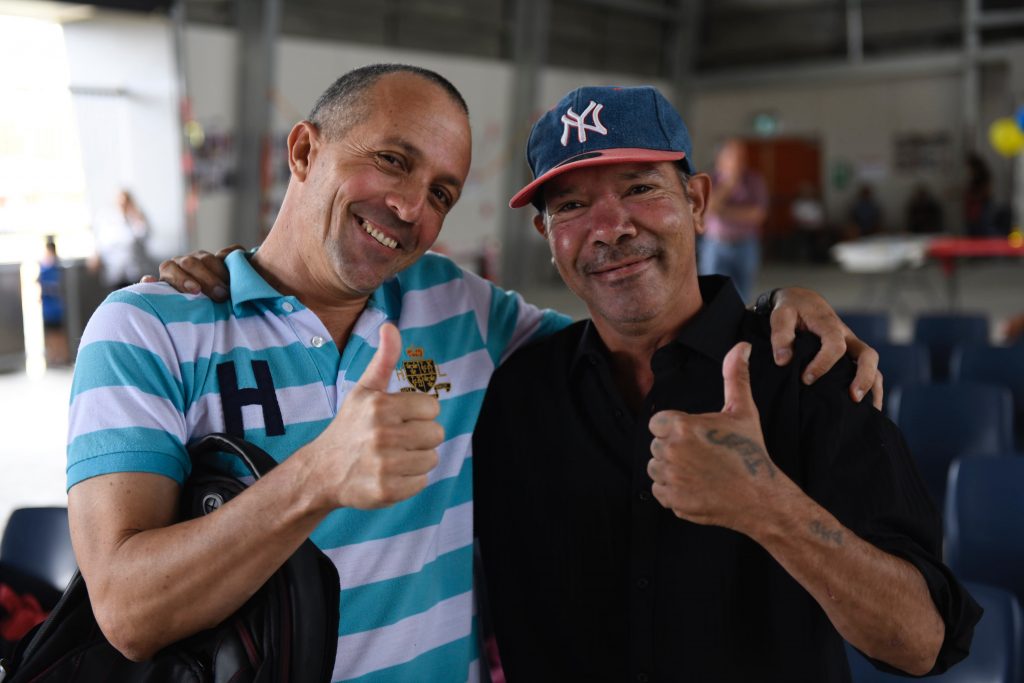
[988,117,1024,157]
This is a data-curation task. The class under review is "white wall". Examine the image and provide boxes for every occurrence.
[691,74,965,232]
[63,13,185,260]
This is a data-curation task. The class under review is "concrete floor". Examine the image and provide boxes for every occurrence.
[2,259,1022,527]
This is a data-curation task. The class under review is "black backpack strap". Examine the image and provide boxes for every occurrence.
[188,433,279,479]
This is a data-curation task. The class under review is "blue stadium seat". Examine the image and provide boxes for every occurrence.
[888,382,1013,509]
[837,310,890,347]
[952,344,1024,449]
[945,456,1024,606]
[846,581,1023,682]
[874,343,930,400]
[913,313,989,381]
[0,506,77,592]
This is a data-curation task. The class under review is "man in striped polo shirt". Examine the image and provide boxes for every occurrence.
[70,65,880,682]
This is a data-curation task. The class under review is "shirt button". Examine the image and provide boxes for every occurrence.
[281,301,294,313]
[311,335,325,348]
[636,673,650,683]
[637,490,652,503]
[636,577,649,590]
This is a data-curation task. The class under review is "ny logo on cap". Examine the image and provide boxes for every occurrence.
[560,100,607,146]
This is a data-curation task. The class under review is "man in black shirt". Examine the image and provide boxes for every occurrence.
[475,85,979,682]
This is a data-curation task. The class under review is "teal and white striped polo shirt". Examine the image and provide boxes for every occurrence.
[68,249,569,682]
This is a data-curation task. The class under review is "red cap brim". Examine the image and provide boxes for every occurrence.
[508,148,687,209]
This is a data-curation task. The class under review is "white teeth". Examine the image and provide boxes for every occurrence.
[362,220,398,249]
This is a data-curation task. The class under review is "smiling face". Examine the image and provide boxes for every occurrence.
[298,72,472,297]
[535,161,710,333]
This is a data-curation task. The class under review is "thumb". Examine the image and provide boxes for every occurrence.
[359,322,401,391]
[721,342,755,416]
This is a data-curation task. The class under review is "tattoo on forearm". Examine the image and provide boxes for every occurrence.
[809,520,844,546]
[705,429,776,478]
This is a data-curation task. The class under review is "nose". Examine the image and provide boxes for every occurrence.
[588,195,636,245]
[385,181,426,225]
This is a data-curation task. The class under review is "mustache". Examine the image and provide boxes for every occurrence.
[582,243,660,274]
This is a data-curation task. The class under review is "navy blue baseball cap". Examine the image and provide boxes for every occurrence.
[509,85,693,209]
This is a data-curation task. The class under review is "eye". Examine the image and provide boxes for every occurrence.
[430,187,453,209]
[377,152,405,169]
[554,200,583,213]
[627,184,654,195]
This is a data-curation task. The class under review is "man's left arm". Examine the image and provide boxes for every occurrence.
[647,343,953,676]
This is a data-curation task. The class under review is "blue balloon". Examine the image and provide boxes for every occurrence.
[1017,105,1024,130]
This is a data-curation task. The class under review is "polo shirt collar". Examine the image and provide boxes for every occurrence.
[225,249,285,310]
[570,274,745,375]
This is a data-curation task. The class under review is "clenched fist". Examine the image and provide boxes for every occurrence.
[646,342,795,533]
[304,323,443,510]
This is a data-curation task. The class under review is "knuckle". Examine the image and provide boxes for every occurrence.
[432,423,445,444]
[367,393,389,413]
[823,329,846,347]
[368,430,389,451]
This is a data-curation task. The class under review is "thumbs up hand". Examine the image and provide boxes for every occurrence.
[306,323,444,510]
[647,342,787,533]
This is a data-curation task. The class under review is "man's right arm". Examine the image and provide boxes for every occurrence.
[69,321,441,660]
[70,460,325,660]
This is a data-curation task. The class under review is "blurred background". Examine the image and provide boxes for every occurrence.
[1,0,1024,630]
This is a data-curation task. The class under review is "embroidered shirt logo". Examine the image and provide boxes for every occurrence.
[560,100,607,146]
[397,346,451,397]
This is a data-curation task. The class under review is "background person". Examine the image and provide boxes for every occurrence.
[38,235,69,367]
[906,183,944,234]
[90,189,154,291]
[846,183,882,239]
[700,138,767,302]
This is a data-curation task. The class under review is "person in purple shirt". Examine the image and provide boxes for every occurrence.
[701,138,768,301]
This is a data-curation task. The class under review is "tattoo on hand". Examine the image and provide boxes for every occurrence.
[705,429,776,478]
[809,520,844,546]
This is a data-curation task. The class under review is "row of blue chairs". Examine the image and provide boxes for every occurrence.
[877,344,1024,447]
[888,381,1016,507]
[840,310,1007,381]
[848,456,1024,682]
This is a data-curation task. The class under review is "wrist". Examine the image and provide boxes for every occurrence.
[284,442,339,517]
[736,473,805,543]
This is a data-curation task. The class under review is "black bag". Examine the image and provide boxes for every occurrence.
[0,434,340,683]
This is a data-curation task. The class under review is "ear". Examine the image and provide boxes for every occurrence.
[288,121,318,181]
[532,212,548,238]
[686,173,712,235]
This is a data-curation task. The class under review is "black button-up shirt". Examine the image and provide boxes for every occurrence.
[474,276,979,683]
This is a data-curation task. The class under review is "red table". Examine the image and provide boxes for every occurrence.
[927,237,1024,307]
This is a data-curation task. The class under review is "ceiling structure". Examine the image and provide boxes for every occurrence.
[178,0,1024,78]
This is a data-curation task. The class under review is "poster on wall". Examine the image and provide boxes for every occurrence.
[893,132,952,173]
